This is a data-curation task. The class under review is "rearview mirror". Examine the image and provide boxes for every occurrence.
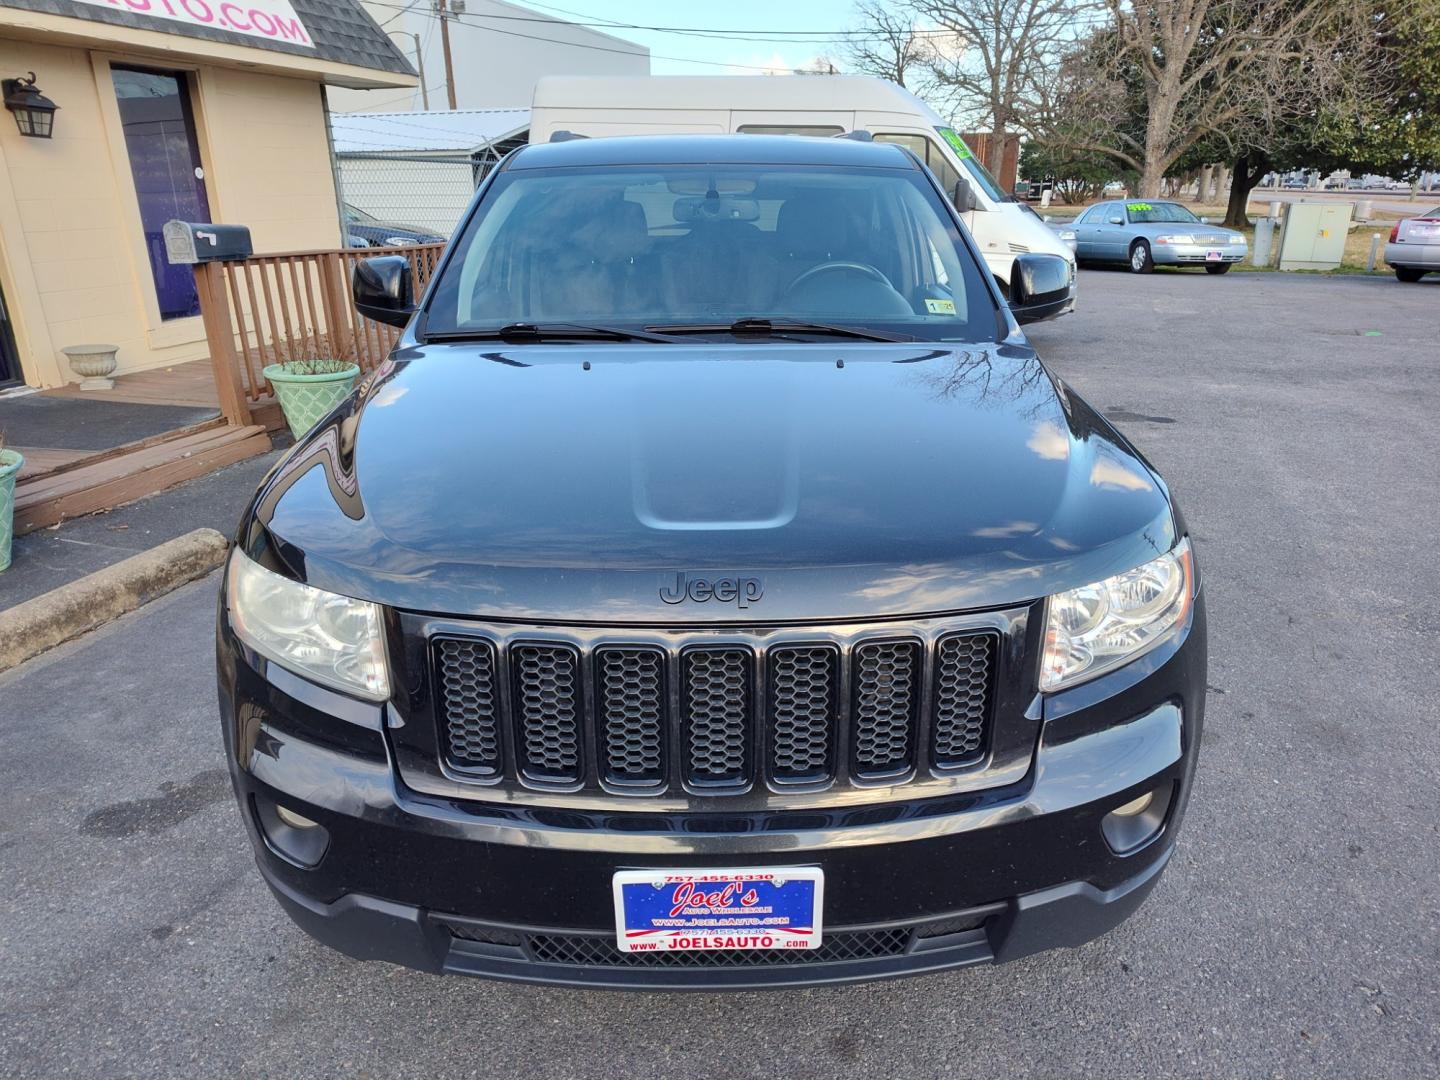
[1008,253,1072,325]
[353,255,415,327]
[951,177,983,213]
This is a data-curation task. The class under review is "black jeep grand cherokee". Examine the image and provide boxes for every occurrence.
[218,135,1205,989]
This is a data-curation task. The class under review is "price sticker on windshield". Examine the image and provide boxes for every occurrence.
[925,297,957,315]
[937,127,973,159]
[1127,202,1153,212]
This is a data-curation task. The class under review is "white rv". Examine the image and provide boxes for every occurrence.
[529,75,1076,299]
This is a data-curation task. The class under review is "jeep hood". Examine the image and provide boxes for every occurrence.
[247,342,1177,623]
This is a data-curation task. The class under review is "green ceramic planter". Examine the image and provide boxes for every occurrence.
[263,362,361,439]
[0,448,24,573]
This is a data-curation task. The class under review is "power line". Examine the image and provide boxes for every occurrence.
[498,0,959,40]
[480,0,1119,43]
[339,81,449,111]
[362,2,830,72]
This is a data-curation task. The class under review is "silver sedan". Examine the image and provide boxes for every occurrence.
[1072,200,1248,274]
[1385,208,1440,282]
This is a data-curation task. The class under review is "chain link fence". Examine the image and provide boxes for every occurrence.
[336,151,484,241]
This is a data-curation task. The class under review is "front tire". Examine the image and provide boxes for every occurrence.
[1205,263,1232,275]
[1395,267,1426,283]
[1129,240,1153,274]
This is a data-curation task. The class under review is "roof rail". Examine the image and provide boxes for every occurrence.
[548,130,588,143]
[835,130,873,142]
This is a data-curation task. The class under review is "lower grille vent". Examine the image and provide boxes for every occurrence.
[526,929,910,967]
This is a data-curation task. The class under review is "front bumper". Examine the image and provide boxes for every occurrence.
[1153,241,1247,266]
[218,595,1206,989]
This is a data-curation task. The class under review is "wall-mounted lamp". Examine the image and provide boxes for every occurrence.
[3,72,59,139]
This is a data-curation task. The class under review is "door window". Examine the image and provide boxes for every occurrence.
[111,67,211,321]
[736,125,844,137]
[873,133,964,200]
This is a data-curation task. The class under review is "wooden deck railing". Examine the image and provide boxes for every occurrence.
[195,242,446,426]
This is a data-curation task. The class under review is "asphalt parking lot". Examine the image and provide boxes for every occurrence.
[2,269,1437,1079]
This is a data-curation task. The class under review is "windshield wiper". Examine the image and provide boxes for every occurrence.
[425,322,679,344]
[644,318,916,343]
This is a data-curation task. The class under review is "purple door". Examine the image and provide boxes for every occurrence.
[111,67,211,321]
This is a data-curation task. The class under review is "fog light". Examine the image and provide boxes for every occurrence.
[254,797,329,867]
[1111,791,1154,817]
[275,804,319,829]
[1101,782,1173,854]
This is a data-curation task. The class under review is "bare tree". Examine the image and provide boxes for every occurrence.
[1052,0,1373,198]
[913,0,1095,177]
[844,1,937,89]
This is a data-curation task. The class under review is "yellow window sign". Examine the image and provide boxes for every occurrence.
[1127,202,1153,212]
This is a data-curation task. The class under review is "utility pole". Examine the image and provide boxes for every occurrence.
[436,0,457,110]
[387,30,428,110]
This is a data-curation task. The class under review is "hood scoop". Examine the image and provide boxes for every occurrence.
[629,366,801,532]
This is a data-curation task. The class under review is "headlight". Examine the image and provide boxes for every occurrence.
[226,550,390,701]
[1153,234,1195,244]
[1056,229,1077,242]
[1040,538,1193,692]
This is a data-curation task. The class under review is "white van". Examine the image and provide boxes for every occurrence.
[529,75,1076,304]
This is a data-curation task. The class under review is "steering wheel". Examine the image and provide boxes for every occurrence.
[785,260,893,293]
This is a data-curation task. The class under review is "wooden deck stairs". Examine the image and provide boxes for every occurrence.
[13,420,270,534]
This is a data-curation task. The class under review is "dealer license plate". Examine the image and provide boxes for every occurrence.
[1206,250,1223,261]
[612,867,824,953]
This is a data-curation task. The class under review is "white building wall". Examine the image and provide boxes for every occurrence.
[329,0,649,113]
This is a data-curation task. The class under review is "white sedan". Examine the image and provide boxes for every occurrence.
[1386,208,1440,282]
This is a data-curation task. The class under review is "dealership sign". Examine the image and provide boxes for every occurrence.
[73,0,315,48]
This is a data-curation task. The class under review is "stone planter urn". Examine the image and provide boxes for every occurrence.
[61,344,120,390]
[0,447,24,572]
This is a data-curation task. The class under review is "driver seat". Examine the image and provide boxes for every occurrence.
[773,195,911,317]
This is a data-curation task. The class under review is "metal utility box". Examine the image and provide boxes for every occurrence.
[163,220,253,265]
[1277,203,1351,271]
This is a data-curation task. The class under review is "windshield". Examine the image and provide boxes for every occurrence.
[934,127,1007,203]
[344,203,378,224]
[1126,202,1200,224]
[423,162,996,341]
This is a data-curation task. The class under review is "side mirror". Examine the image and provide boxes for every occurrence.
[1199,215,1210,224]
[1008,253,1072,325]
[353,255,414,327]
[951,177,983,213]
[1107,215,1124,225]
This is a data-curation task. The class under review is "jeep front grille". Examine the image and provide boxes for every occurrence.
[431,626,998,798]
[511,643,582,782]
[596,647,666,785]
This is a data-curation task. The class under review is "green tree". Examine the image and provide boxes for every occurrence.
[1325,3,1440,179]
[1048,1,1370,198]
[1019,139,1119,203]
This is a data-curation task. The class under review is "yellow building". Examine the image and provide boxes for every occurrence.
[0,0,415,390]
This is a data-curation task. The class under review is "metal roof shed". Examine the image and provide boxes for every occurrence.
[330,109,530,233]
